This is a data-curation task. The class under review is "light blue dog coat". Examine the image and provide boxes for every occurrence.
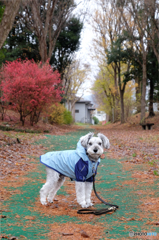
[40,140,100,182]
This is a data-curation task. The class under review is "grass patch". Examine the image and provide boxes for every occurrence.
[43,130,50,133]
[0,125,43,134]
[74,122,91,126]
[132,152,137,157]
[154,170,159,176]
[0,125,14,131]
[105,121,111,125]
[148,160,156,166]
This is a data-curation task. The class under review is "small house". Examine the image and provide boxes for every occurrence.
[74,99,96,124]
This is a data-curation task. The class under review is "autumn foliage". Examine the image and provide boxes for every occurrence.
[1,59,63,125]
[48,103,73,125]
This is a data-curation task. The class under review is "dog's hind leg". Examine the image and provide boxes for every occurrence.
[47,174,65,203]
[40,182,53,205]
[40,167,61,205]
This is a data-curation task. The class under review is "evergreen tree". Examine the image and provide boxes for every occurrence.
[1,16,83,74]
[50,17,83,76]
[0,2,6,65]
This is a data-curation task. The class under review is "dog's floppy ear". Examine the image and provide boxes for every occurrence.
[97,133,110,149]
[80,132,94,148]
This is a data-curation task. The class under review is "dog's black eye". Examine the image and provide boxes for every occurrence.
[98,142,102,146]
[89,142,92,146]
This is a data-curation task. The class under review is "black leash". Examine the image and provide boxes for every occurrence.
[77,175,119,215]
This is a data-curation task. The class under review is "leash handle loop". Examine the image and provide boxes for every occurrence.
[77,175,119,215]
[77,207,117,215]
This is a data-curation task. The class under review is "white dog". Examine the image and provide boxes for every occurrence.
[40,132,110,208]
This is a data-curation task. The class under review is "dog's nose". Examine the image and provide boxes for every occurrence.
[93,148,98,153]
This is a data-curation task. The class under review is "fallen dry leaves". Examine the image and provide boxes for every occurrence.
[94,123,159,176]
[29,179,101,221]
[0,109,81,135]
[0,132,46,176]
[0,121,81,203]
[93,123,159,236]
[48,222,105,239]
[0,130,47,202]
[1,113,159,239]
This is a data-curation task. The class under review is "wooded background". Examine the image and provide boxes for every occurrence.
[0,0,159,125]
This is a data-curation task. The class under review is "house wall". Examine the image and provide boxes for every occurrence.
[153,103,159,112]
[65,101,95,123]
[74,103,92,123]
[75,103,86,122]
[85,105,87,120]
[87,109,91,122]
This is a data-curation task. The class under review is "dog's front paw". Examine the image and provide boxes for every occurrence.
[79,201,88,208]
[47,198,53,203]
[40,199,47,205]
[86,202,94,207]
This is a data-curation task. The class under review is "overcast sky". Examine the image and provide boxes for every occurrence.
[74,0,99,96]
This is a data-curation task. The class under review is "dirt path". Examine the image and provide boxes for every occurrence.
[1,128,159,239]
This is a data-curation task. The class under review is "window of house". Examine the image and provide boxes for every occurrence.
[75,109,79,113]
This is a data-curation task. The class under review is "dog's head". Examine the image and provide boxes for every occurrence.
[80,132,110,161]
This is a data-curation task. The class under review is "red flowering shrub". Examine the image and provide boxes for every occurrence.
[1,59,63,125]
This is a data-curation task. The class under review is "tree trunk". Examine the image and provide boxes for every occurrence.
[118,61,125,124]
[135,76,141,113]
[71,103,75,122]
[0,102,6,121]
[30,112,34,126]
[0,0,21,49]
[114,64,118,91]
[140,51,147,124]
[149,0,159,65]
[1,107,4,121]
[148,78,155,117]
[20,114,25,126]
[39,37,48,64]
[120,89,125,124]
[152,43,159,65]
[21,118,25,126]
[114,64,120,122]
[112,63,120,122]
[20,111,23,122]
[23,0,74,65]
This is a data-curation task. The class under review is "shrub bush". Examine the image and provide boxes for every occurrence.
[93,116,99,125]
[49,104,73,125]
[63,109,73,125]
[49,103,65,125]
[1,59,63,126]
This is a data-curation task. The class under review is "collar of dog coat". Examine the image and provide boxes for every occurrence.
[76,140,89,161]
[76,140,100,162]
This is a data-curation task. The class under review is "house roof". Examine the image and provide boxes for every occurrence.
[76,98,90,104]
[76,98,96,110]
[87,106,96,110]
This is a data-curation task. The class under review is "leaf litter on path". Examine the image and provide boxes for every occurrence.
[1,124,159,239]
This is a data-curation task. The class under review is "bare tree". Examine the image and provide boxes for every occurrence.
[63,59,90,119]
[118,0,149,123]
[20,0,76,63]
[0,0,21,49]
[144,0,159,63]
[90,0,129,123]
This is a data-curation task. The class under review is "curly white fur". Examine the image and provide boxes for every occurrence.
[40,132,110,208]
